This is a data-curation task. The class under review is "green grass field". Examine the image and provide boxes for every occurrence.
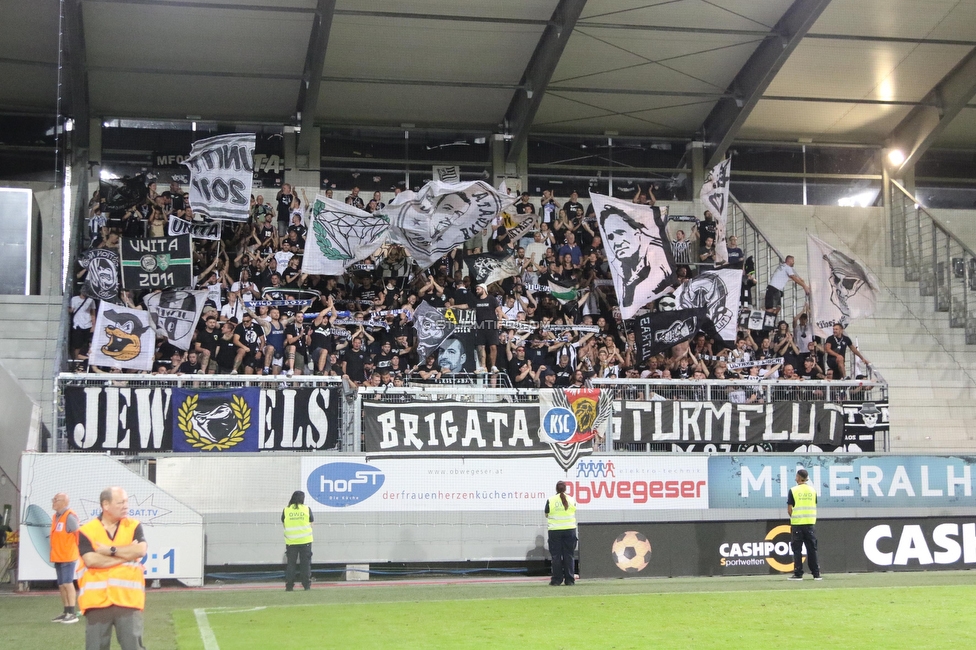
[3,571,976,649]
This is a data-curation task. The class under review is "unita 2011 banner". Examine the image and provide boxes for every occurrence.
[64,385,341,451]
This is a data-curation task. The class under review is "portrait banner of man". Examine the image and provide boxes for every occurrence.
[590,193,678,320]
[414,301,456,362]
[380,180,514,269]
[807,234,879,336]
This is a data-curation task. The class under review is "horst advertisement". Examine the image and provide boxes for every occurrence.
[63,385,341,451]
[19,454,204,584]
[611,400,887,448]
[300,456,708,512]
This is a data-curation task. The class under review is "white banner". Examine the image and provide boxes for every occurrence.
[303,195,389,275]
[181,133,255,221]
[382,180,515,269]
[88,302,156,371]
[807,234,879,336]
[673,268,742,343]
[300,456,708,512]
[590,192,677,320]
[143,289,208,351]
[18,454,204,584]
[168,215,222,240]
[700,158,731,265]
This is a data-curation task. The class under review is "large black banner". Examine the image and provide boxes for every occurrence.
[612,400,849,447]
[579,517,976,579]
[363,402,542,452]
[120,235,193,290]
[64,385,341,451]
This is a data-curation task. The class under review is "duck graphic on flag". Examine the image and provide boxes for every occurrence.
[538,388,614,471]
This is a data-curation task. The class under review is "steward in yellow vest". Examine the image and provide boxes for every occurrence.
[282,490,314,591]
[787,469,821,581]
[76,487,148,650]
[545,481,578,586]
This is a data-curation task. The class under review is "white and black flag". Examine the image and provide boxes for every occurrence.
[464,251,520,287]
[590,193,677,320]
[303,195,390,276]
[89,302,156,371]
[633,308,707,361]
[673,268,742,344]
[182,133,255,222]
[381,180,514,269]
[700,158,731,265]
[807,234,879,336]
[413,301,457,362]
[78,248,120,302]
[143,289,208,350]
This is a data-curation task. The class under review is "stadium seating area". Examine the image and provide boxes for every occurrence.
[69,176,866,389]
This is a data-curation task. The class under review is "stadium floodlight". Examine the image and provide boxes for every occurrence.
[887,149,906,167]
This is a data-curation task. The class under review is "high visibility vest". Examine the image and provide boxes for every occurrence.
[283,505,313,545]
[790,483,818,526]
[76,518,145,614]
[547,494,577,531]
[50,509,79,563]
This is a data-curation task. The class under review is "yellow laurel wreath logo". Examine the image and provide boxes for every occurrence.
[177,394,251,451]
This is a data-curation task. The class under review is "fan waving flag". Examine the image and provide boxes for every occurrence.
[303,195,390,276]
[808,234,879,336]
[181,133,255,222]
[381,180,515,269]
[547,277,579,306]
[590,193,677,320]
[88,302,156,371]
[700,158,731,265]
[464,251,520,287]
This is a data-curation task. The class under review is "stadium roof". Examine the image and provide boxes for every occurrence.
[4,0,976,166]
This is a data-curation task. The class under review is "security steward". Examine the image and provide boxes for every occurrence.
[50,492,81,624]
[76,486,148,650]
[282,490,314,591]
[545,481,577,586]
[787,469,822,581]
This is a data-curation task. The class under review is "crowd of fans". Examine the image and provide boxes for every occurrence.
[69,177,869,392]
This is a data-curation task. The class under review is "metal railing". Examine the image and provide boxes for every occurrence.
[890,180,976,343]
[727,194,802,323]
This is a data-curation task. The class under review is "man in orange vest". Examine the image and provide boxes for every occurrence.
[50,492,80,624]
[76,487,148,650]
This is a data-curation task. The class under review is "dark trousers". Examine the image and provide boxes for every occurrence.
[85,606,145,650]
[791,525,821,577]
[285,543,312,590]
[548,528,577,586]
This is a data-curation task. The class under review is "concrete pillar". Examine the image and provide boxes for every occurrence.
[283,128,321,192]
[688,141,705,210]
[491,135,524,194]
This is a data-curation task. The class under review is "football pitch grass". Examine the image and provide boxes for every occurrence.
[3,571,976,649]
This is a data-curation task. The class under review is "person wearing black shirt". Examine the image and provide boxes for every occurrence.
[824,323,869,379]
[233,313,265,374]
[341,336,369,386]
[371,340,396,372]
[275,183,294,236]
[508,344,535,388]
[194,315,221,374]
[284,318,309,376]
[514,192,535,216]
[213,321,240,374]
[178,350,203,375]
[697,211,717,248]
[563,191,584,223]
[474,285,501,371]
